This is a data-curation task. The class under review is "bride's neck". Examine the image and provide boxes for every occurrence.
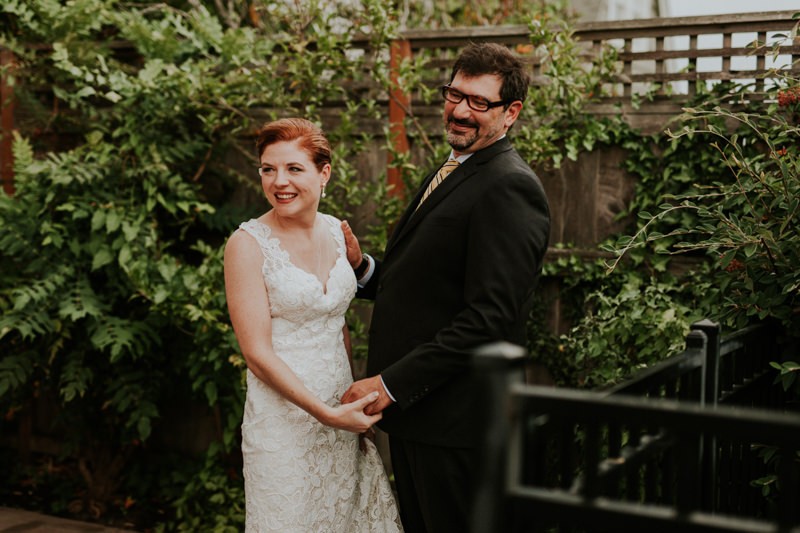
[272,211,318,237]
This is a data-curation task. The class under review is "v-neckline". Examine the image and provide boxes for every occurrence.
[254,217,342,295]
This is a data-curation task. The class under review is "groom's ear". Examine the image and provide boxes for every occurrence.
[503,101,523,129]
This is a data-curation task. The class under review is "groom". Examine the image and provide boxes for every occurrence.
[342,42,550,533]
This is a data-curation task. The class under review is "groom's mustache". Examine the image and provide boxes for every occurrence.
[447,117,478,129]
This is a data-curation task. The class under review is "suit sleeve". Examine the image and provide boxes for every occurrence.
[381,170,551,408]
[355,258,381,301]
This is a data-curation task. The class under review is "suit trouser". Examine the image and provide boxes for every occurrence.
[389,436,476,533]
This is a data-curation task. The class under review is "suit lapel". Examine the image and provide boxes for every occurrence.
[385,137,514,256]
[384,168,436,254]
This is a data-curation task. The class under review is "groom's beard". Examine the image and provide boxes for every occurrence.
[445,116,479,152]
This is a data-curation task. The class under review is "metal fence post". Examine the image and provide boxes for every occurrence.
[691,319,721,406]
[471,341,527,533]
[691,319,721,513]
[682,328,708,403]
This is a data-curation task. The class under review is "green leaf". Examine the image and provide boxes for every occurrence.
[718,249,737,270]
[92,248,113,271]
[153,287,169,305]
[91,210,106,231]
[118,245,132,266]
[137,416,152,441]
[104,90,122,103]
[121,220,139,242]
[106,210,121,232]
[75,86,96,98]
[205,381,218,404]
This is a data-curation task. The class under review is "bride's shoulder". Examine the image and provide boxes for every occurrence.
[226,218,268,254]
[319,212,341,223]
[225,227,255,254]
[234,217,272,239]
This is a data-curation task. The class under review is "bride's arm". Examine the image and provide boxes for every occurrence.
[224,230,381,434]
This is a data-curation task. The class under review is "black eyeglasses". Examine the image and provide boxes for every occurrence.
[441,85,510,112]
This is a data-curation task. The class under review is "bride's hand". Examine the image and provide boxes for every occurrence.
[322,392,382,433]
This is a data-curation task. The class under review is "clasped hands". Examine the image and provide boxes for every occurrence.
[342,375,393,416]
[343,375,393,454]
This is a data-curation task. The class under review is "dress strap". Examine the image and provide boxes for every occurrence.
[319,213,346,253]
[238,219,273,258]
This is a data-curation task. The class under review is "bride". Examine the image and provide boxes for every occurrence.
[224,118,402,532]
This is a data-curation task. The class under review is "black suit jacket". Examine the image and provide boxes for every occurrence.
[358,137,550,448]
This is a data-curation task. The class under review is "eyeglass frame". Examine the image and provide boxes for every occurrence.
[441,84,512,112]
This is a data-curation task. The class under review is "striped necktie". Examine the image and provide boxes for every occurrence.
[417,159,460,208]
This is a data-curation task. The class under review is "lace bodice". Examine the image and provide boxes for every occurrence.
[239,215,356,401]
[236,214,402,533]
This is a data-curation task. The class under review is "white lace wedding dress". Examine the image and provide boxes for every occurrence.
[238,215,402,533]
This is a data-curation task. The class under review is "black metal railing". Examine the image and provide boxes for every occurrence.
[473,320,800,533]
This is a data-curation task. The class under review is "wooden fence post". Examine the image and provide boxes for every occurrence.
[1,47,15,196]
[387,38,411,199]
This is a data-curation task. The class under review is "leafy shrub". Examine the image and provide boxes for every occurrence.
[0,0,398,527]
[610,74,800,335]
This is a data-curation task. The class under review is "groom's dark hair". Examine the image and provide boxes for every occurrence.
[449,42,530,104]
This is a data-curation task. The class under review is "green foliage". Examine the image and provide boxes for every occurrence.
[155,445,245,533]
[396,0,574,28]
[508,5,700,388]
[517,3,624,169]
[598,34,800,509]
[609,76,800,334]
[524,17,798,392]
[529,252,710,389]
[564,271,707,388]
[750,446,800,501]
[0,0,399,528]
[771,360,800,394]
[554,72,800,387]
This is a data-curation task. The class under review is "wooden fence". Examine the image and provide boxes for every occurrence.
[2,10,798,195]
[473,320,800,532]
[384,9,800,140]
[1,48,14,196]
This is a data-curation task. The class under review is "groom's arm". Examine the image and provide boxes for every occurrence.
[342,220,379,300]
[374,169,550,409]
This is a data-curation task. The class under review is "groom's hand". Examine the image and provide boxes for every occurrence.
[342,375,393,415]
[341,220,363,269]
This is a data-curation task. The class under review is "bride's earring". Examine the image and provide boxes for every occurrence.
[321,183,327,199]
